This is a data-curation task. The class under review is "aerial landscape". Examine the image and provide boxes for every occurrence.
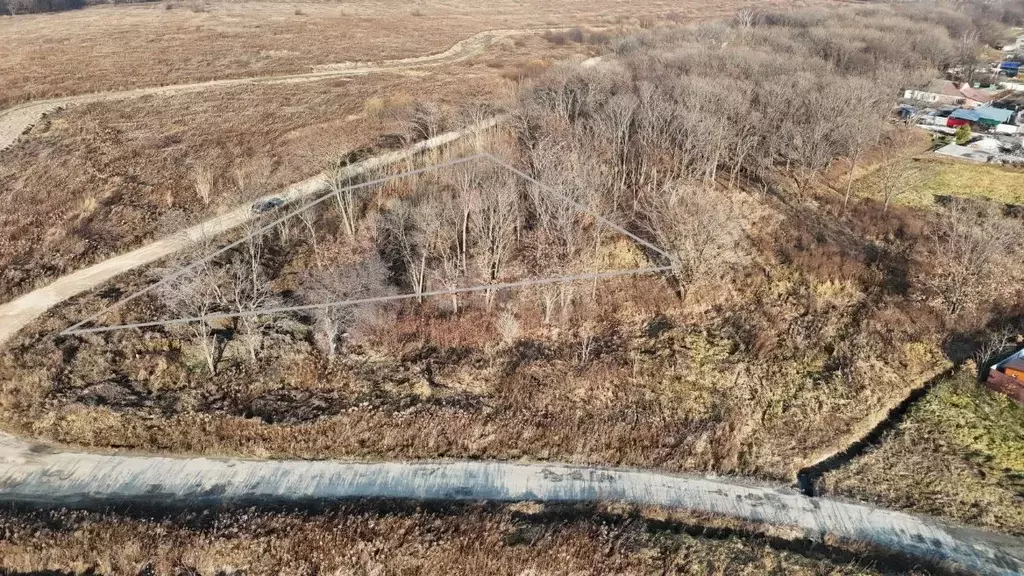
[0,0,1023,574]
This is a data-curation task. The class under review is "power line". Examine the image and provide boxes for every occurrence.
[62,153,491,334]
[62,265,677,335]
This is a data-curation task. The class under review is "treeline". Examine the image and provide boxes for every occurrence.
[505,1,1021,312]
[1,0,157,15]
[1,0,83,15]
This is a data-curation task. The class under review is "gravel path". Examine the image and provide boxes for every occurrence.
[0,116,505,346]
[0,28,538,152]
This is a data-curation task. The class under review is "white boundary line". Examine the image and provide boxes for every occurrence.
[61,153,674,336]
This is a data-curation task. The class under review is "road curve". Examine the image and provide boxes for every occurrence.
[0,433,1020,576]
[0,28,544,152]
[0,115,506,346]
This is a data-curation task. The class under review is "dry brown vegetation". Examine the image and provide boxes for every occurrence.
[0,502,928,575]
[2,4,1023,493]
[0,0,803,106]
[0,34,593,301]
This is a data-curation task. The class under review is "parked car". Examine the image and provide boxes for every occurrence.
[252,197,285,213]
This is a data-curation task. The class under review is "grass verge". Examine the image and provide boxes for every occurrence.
[0,501,928,575]
[822,368,1024,536]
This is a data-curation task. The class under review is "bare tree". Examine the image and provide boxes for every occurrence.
[158,263,226,374]
[301,253,393,359]
[925,200,1017,317]
[641,182,738,302]
[229,231,274,363]
[736,8,759,28]
[297,207,321,268]
[956,28,981,83]
[470,173,520,309]
[878,158,924,212]
[382,200,432,302]
[326,159,360,237]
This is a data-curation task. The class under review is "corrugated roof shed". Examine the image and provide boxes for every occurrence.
[951,108,981,122]
[976,106,1015,124]
[950,106,1015,124]
[960,86,995,103]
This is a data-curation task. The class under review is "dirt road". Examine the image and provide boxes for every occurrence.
[0,432,1020,576]
[0,28,538,152]
[0,115,505,346]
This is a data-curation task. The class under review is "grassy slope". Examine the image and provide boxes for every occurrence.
[855,155,1024,208]
[823,369,1024,535]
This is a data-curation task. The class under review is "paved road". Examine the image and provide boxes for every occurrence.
[0,433,1021,576]
[2,23,1023,575]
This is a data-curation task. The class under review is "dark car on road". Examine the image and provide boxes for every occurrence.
[252,197,285,213]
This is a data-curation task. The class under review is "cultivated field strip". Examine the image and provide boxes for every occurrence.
[0,434,1021,576]
[0,28,553,152]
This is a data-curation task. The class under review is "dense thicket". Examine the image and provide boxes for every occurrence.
[505,2,1022,313]
[0,0,82,15]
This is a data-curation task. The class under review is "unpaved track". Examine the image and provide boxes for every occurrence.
[0,433,1021,576]
[2,25,1023,575]
[0,115,505,346]
[0,28,537,152]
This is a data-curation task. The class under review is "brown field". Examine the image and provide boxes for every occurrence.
[822,370,1024,536]
[0,162,952,482]
[0,0,809,107]
[1,2,1023,556]
[3,2,1023,491]
[0,34,591,302]
[0,502,924,575]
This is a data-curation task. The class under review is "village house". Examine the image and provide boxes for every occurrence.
[904,79,966,105]
[987,349,1024,403]
[959,85,995,108]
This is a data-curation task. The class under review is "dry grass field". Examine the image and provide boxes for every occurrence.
[2,2,1022,490]
[852,155,1024,208]
[0,0,808,107]
[822,369,1024,536]
[0,34,592,301]
[0,502,925,575]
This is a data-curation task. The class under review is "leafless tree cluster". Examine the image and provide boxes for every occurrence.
[300,251,394,359]
[158,230,276,373]
[378,163,523,312]
[924,200,1020,317]
[501,3,1021,308]
[517,6,960,204]
[1,0,82,15]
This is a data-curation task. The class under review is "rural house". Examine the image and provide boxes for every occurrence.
[959,85,995,107]
[904,79,966,105]
[987,349,1024,403]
